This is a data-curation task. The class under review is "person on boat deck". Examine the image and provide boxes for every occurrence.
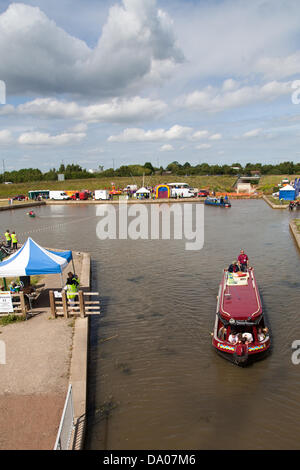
[242,332,253,343]
[258,327,266,342]
[218,325,227,341]
[228,330,238,344]
[238,249,249,272]
[228,260,240,273]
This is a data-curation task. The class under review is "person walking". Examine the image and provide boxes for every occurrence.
[4,230,11,248]
[11,231,18,250]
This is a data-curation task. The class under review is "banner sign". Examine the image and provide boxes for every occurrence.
[0,291,14,313]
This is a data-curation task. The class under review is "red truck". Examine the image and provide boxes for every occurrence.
[71,190,89,200]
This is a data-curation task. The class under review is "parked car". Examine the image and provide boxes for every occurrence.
[197,189,209,197]
[12,194,26,201]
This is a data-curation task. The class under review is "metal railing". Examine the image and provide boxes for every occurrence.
[54,384,74,450]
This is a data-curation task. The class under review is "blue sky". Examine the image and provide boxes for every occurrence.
[1,0,300,171]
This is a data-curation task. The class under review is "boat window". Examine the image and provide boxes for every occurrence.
[226,272,249,286]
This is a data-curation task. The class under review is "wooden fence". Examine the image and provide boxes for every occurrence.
[49,290,100,318]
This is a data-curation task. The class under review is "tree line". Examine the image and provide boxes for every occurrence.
[2,161,300,183]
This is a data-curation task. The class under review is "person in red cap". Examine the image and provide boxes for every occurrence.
[238,249,249,272]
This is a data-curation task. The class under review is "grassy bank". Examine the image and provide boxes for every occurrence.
[266,196,289,205]
[0,174,298,198]
[295,219,300,232]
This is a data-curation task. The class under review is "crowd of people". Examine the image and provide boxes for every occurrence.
[218,325,269,344]
[289,200,300,210]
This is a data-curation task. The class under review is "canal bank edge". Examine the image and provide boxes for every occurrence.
[263,195,288,209]
[289,220,300,250]
[68,252,91,450]
[0,201,46,211]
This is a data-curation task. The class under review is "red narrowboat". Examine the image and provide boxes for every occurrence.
[212,267,270,366]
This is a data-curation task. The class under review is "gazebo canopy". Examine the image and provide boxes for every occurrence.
[136,187,150,194]
[0,237,72,277]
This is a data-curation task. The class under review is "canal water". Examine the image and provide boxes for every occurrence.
[1,200,300,449]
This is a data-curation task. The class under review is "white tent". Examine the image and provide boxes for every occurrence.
[136,187,150,194]
[0,238,72,285]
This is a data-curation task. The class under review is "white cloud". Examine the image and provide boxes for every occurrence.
[195,143,211,150]
[191,130,209,140]
[108,124,193,142]
[256,52,300,80]
[178,79,292,112]
[209,133,222,140]
[71,123,88,133]
[6,96,167,123]
[159,144,174,151]
[0,1,183,98]
[242,128,262,138]
[18,131,86,146]
[172,0,300,81]
[0,130,13,144]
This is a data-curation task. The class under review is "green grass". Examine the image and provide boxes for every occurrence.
[0,174,299,197]
[267,196,289,205]
[0,314,25,326]
[295,219,300,232]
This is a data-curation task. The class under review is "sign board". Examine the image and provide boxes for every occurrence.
[58,174,65,181]
[0,291,13,313]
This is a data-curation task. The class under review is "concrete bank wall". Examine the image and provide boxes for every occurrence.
[46,196,261,206]
[69,252,91,450]
[289,220,300,250]
[0,201,46,211]
[263,195,288,209]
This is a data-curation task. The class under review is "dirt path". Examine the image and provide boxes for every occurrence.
[0,252,84,449]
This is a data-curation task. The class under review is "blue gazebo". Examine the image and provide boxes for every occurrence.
[279,184,296,201]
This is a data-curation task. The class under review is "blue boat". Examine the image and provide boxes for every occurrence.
[204,196,231,207]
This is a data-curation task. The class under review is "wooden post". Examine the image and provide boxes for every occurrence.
[79,290,85,318]
[19,292,27,318]
[62,290,69,318]
[49,290,56,318]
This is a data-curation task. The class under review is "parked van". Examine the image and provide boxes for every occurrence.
[168,182,195,198]
[94,190,110,200]
[49,191,70,200]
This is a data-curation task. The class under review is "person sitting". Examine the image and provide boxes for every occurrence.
[218,325,227,341]
[228,261,240,273]
[257,327,266,342]
[242,331,253,343]
[9,281,21,293]
[263,327,269,337]
[228,330,238,344]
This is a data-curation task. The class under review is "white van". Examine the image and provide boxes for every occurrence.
[94,190,110,200]
[49,191,70,200]
[168,182,195,198]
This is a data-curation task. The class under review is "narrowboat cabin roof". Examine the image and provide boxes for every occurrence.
[218,269,262,321]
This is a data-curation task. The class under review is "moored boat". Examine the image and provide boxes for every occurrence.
[212,267,270,366]
[205,196,231,207]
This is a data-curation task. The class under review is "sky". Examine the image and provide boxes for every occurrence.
[1,0,300,171]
